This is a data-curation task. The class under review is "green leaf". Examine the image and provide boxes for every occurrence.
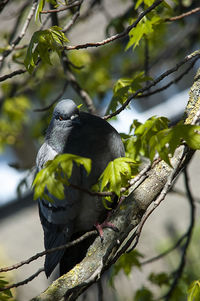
[125,117,200,166]
[127,116,170,161]
[181,124,200,149]
[126,15,162,51]
[35,0,45,23]
[148,272,170,287]
[107,72,151,114]
[135,0,144,9]
[97,157,139,196]
[110,250,143,287]
[0,277,14,301]
[0,96,30,151]
[33,154,91,201]
[134,286,154,301]
[135,0,155,9]
[24,26,69,73]
[188,280,200,301]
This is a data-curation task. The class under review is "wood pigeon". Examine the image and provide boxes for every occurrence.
[36,99,125,277]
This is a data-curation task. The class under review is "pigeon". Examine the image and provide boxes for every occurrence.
[36,99,125,277]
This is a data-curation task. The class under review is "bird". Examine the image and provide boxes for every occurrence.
[35,99,125,277]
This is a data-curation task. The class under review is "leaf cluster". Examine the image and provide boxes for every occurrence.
[0,277,15,301]
[188,280,200,301]
[124,116,200,165]
[133,271,187,300]
[33,153,139,205]
[126,14,162,51]
[110,250,143,287]
[95,157,139,197]
[68,46,118,99]
[107,72,151,114]
[33,153,91,201]
[24,26,69,73]
[134,286,154,301]
[0,96,30,151]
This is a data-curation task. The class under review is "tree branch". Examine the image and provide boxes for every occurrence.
[104,49,200,120]
[0,0,37,67]
[0,231,97,274]
[141,231,188,265]
[61,52,97,114]
[0,68,27,82]
[137,56,199,99]
[0,0,10,13]
[0,269,44,291]
[64,0,163,51]
[166,7,200,22]
[62,1,83,33]
[34,82,69,112]
[41,0,83,14]
[163,168,196,300]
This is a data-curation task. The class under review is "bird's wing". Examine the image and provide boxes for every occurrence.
[36,143,82,276]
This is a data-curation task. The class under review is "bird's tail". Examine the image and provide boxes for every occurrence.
[44,231,67,278]
[59,232,96,276]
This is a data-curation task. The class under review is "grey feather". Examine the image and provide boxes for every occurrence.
[35,99,125,277]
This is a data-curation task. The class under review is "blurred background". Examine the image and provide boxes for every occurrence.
[0,0,200,300]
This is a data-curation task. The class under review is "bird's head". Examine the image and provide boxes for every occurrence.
[52,99,80,127]
[46,99,81,150]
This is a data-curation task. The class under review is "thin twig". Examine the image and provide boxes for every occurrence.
[122,162,151,193]
[0,268,44,292]
[0,0,37,66]
[34,82,69,112]
[61,52,97,114]
[116,148,187,260]
[104,50,200,120]
[171,187,200,203]
[0,68,27,82]
[166,7,200,22]
[137,56,199,98]
[0,0,10,12]
[163,168,195,300]
[97,279,104,301]
[141,232,188,265]
[62,1,83,33]
[128,149,186,253]
[41,0,82,14]
[64,0,163,51]
[69,183,114,197]
[8,1,30,44]
[144,36,150,81]
[0,230,97,273]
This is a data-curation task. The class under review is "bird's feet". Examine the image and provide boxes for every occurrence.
[95,220,119,242]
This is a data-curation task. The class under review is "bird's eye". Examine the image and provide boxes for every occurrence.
[58,116,63,121]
